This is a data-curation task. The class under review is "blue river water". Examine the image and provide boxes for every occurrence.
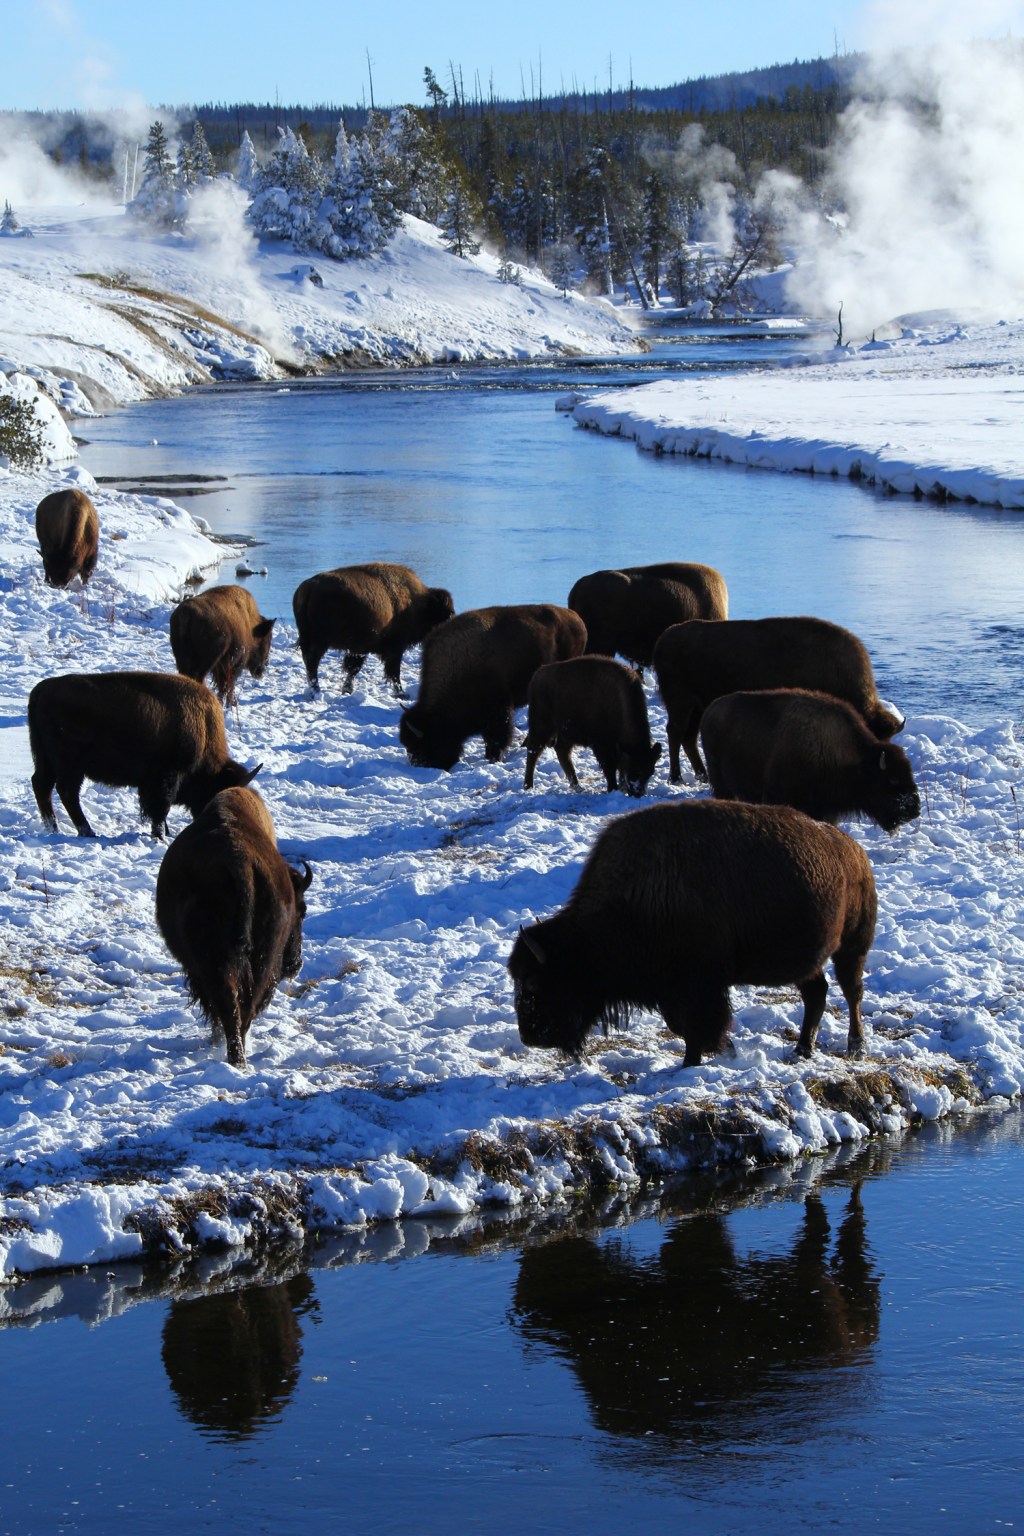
[3,327,1020,1533]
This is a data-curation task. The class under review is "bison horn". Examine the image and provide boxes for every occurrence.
[403,717,424,739]
[519,925,547,964]
[244,762,264,784]
[298,859,313,891]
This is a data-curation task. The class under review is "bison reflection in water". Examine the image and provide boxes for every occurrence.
[512,1187,879,1449]
[161,1274,315,1440]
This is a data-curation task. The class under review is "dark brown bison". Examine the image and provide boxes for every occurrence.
[567,561,728,672]
[292,562,455,695]
[35,488,99,588]
[28,671,261,838]
[156,786,312,1069]
[400,604,587,770]
[169,585,275,704]
[701,688,921,832]
[523,655,661,796]
[653,615,906,782]
[509,799,877,1065]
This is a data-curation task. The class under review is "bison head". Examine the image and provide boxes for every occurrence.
[870,744,921,833]
[399,707,464,771]
[619,741,662,797]
[282,861,313,978]
[424,588,456,629]
[508,923,598,1058]
[249,617,276,679]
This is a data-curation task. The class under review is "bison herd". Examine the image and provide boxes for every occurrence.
[32,493,920,1073]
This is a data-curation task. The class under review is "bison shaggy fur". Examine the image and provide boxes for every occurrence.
[156,786,312,1069]
[29,670,260,838]
[292,562,455,695]
[653,615,905,783]
[509,799,877,1065]
[523,655,661,796]
[35,488,99,588]
[169,585,275,703]
[568,561,728,671]
[701,688,921,832]
[400,603,587,770]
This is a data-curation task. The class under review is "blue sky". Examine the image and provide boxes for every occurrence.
[8,1,1024,113]
[7,0,873,112]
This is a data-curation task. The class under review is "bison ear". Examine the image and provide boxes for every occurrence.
[244,762,263,784]
[255,618,276,638]
[519,924,547,965]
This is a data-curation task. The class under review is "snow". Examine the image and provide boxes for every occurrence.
[2,200,1024,1281]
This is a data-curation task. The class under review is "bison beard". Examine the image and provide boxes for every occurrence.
[509,800,877,1066]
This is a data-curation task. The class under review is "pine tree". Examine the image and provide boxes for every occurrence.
[131,120,183,229]
[235,130,260,192]
[190,121,215,181]
[641,171,672,300]
[439,172,481,257]
[547,243,576,298]
[1,201,20,235]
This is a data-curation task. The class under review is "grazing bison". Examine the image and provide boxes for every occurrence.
[568,562,728,672]
[653,615,906,782]
[28,670,260,838]
[400,603,587,770]
[169,585,276,704]
[156,786,312,1069]
[292,562,455,695]
[509,799,877,1065]
[701,688,921,832]
[523,655,661,796]
[35,488,99,588]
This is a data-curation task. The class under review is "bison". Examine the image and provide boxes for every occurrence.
[509,798,877,1066]
[292,562,455,695]
[155,786,312,1069]
[523,655,661,796]
[400,603,587,770]
[701,688,921,832]
[35,488,99,588]
[653,615,906,783]
[567,561,728,672]
[169,585,276,704]
[28,670,261,838]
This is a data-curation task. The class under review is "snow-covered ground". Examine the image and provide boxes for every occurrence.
[3,201,1024,1281]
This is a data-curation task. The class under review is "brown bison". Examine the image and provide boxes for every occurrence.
[567,561,728,672]
[653,615,906,783]
[156,786,312,1069]
[701,688,921,832]
[169,585,276,704]
[28,671,261,838]
[509,799,877,1065]
[292,562,455,695]
[400,604,587,770]
[523,655,661,796]
[35,488,99,588]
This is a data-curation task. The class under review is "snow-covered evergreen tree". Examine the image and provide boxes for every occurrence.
[439,173,481,258]
[176,138,197,192]
[379,106,446,221]
[247,126,325,247]
[235,131,260,192]
[190,121,215,182]
[1,201,20,235]
[547,242,576,298]
[131,120,185,230]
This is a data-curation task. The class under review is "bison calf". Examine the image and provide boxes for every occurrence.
[400,604,587,771]
[509,799,877,1066]
[170,585,275,704]
[292,562,455,695]
[653,615,906,783]
[29,670,260,838]
[701,688,921,832]
[568,561,728,672]
[156,786,312,1069]
[523,655,661,796]
[35,488,99,588]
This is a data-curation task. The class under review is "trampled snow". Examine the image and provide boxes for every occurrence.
[2,199,1024,1281]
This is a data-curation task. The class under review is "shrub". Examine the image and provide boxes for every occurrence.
[0,392,44,468]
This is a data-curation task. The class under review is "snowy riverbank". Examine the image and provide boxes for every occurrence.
[2,451,1024,1278]
[568,310,1024,508]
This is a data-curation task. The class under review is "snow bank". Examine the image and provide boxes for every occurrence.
[570,314,1024,509]
[1,463,1022,1280]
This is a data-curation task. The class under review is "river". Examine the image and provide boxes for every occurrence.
[4,325,1020,1533]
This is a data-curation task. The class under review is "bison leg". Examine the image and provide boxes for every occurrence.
[483,707,515,763]
[523,740,545,790]
[380,647,406,698]
[554,742,582,790]
[832,945,868,1057]
[299,639,326,691]
[54,772,95,837]
[593,747,618,793]
[663,983,733,1067]
[342,653,367,693]
[139,776,177,839]
[796,972,829,1058]
[80,552,97,585]
[31,763,60,832]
